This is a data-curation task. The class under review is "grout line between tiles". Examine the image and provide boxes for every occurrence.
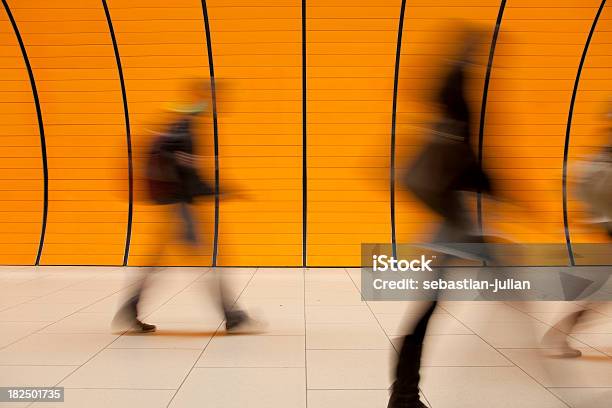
[164,266,259,408]
[46,268,210,407]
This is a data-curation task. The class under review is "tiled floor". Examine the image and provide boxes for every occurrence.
[0,267,610,407]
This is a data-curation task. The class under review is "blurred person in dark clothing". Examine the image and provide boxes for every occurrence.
[112,82,258,334]
[389,32,493,408]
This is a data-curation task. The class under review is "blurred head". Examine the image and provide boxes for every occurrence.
[164,79,212,116]
[453,22,488,65]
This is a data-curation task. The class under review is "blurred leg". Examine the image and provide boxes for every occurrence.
[389,302,437,407]
[542,309,585,358]
[112,206,169,332]
[178,202,242,325]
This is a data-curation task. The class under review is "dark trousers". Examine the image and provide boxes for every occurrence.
[390,302,437,405]
[390,191,476,406]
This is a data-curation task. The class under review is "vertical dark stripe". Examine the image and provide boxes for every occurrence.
[201,0,220,267]
[2,0,48,266]
[102,0,133,266]
[477,0,506,236]
[563,0,607,266]
[302,0,307,267]
[390,0,407,258]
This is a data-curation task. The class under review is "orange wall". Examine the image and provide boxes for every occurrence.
[0,0,610,266]
[6,0,129,265]
[567,2,612,264]
[0,6,43,265]
[207,0,303,266]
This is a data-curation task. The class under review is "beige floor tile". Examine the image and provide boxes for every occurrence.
[549,387,612,408]
[0,297,34,311]
[368,301,446,315]
[79,294,127,314]
[197,335,304,367]
[110,323,214,349]
[378,313,472,336]
[306,280,358,292]
[41,313,112,334]
[2,281,76,298]
[345,268,361,281]
[29,290,109,306]
[306,289,363,306]
[242,284,304,300]
[500,348,612,387]
[571,317,612,334]
[0,365,76,387]
[0,266,609,406]
[587,302,612,316]
[169,368,305,408]
[308,390,390,408]
[31,389,175,408]
[0,334,117,365]
[421,367,564,408]
[61,348,200,389]
[528,311,612,334]
[507,301,585,313]
[306,323,391,350]
[259,313,305,336]
[307,350,393,389]
[444,303,536,323]
[463,320,571,348]
[145,304,224,326]
[422,335,512,367]
[306,305,376,324]
[213,267,257,275]
[234,297,304,316]
[569,333,612,356]
[304,268,350,279]
[0,303,81,322]
[0,321,48,348]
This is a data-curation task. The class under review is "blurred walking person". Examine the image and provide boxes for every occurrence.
[112,81,258,334]
[389,32,493,408]
[541,106,612,357]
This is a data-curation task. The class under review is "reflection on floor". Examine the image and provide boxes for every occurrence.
[0,267,611,408]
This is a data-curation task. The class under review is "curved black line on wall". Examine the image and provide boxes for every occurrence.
[477,0,506,235]
[563,0,607,266]
[390,0,407,258]
[2,0,48,266]
[201,0,221,267]
[302,0,307,267]
[102,0,133,266]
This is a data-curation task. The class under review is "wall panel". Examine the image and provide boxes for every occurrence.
[394,0,500,249]
[306,0,400,266]
[567,2,611,264]
[207,0,303,266]
[482,0,602,262]
[107,0,216,266]
[10,0,128,265]
[0,5,43,265]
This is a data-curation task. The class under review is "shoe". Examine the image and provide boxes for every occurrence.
[132,319,156,333]
[388,395,428,408]
[111,311,156,334]
[541,327,581,358]
[544,346,582,359]
[225,310,266,334]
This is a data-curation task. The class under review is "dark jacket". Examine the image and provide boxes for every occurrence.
[401,61,492,216]
[147,116,214,204]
